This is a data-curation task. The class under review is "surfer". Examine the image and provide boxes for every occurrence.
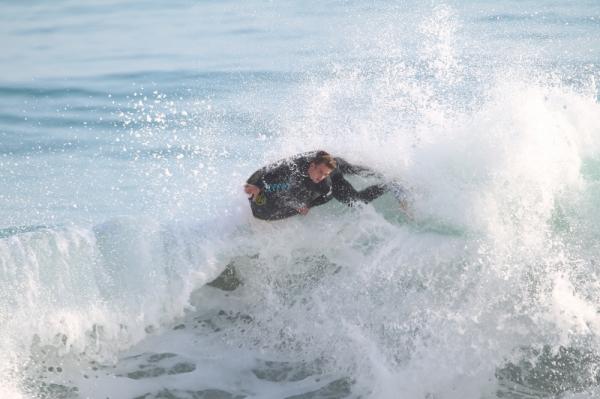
[244,150,405,221]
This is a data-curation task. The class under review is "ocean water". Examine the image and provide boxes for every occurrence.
[1,1,600,398]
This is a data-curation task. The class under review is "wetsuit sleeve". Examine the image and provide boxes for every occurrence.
[331,174,387,205]
[334,157,383,178]
[246,168,267,190]
[246,161,294,190]
[247,159,307,220]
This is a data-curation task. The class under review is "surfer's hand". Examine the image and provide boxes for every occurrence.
[244,184,261,199]
[297,207,309,215]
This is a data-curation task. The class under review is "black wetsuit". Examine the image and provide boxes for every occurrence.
[246,151,387,221]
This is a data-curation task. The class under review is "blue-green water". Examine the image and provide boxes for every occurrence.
[1,1,600,398]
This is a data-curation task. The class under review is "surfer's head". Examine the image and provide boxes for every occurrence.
[308,151,336,183]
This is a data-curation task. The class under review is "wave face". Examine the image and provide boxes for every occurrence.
[1,1,600,398]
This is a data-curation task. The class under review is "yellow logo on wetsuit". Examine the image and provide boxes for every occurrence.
[254,192,267,206]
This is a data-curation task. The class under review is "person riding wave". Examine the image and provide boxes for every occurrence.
[244,150,404,221]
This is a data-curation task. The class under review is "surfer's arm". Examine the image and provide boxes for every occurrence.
[246,168,267,190]
[245,162,291,196]
[246,160,296,187]
[334,157,383,179]
[244,168,268,199]
[331,174,387,205]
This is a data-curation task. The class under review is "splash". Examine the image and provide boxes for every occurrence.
[2,2,600,399]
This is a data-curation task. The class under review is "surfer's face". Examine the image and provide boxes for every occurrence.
[308,162,333,183]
